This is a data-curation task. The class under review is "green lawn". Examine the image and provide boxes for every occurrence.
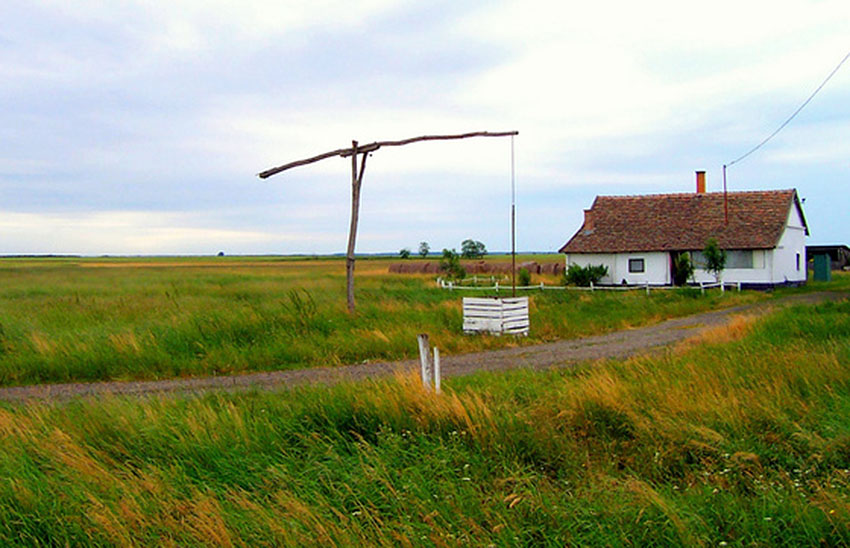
[0,255,781,386]
[0,296,848,545]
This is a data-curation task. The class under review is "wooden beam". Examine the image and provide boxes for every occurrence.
[258,130,518,178]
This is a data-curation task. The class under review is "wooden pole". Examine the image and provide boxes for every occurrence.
[346,141,368,314]
[511,135,516,297]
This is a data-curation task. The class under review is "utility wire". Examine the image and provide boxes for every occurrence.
[727,50,850,167]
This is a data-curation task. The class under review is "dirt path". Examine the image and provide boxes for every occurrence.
[1,292,844,403]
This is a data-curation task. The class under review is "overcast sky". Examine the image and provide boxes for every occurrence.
[2,1,848,255]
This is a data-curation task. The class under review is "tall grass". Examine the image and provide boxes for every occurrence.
[0,256,777,386]
[0,298,848,545]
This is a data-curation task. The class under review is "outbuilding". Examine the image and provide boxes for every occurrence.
[559,174,809,288]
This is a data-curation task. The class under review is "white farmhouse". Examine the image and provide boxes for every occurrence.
[559,175,809,288]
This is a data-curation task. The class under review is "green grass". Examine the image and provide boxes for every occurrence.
[0,297,848,545]
[0,256,842,387]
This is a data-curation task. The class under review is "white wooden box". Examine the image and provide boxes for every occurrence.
[462,297,529,336]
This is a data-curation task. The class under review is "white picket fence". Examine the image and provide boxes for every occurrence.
[439,277,741,295]
[462,297,529,336]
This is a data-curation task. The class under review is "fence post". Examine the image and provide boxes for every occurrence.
[495,281,499,293]
[737,282,741,292]
[721,282,725,293]
[700,281,705,295]
[645,282,650,296]
[417,334,431,390]
[433,347,441,394]
[540,282,544,290]
[590,280,594,292]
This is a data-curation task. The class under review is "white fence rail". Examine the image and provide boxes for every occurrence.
[462,297,529,336]
[440,277,741,294]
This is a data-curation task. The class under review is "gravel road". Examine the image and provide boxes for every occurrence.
[0,291,843,403]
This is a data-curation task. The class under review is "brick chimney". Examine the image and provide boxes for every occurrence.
[696,171,706,194]
[583,209,594,231]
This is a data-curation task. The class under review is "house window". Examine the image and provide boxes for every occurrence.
[796,253,800,271]
[726,250,754,269]
[628,258,645,273]
[692,249,755,269]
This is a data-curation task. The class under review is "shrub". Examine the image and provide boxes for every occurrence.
[703,238,727,281]
[518,267,532,287]
[565,264,608,287]
[672,253,695,286]
[399,248,411,259]
[439,248,466,280]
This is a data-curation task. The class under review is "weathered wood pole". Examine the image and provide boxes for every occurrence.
[346,141,367,314]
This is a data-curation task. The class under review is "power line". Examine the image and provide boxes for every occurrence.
[727,50,850,167]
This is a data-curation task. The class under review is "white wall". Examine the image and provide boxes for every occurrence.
[565,252,670,285]
[771,205,807,284]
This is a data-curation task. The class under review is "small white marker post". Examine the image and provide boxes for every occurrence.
[433,347,441,394]
[417,334,442,393]
[417,333,431,389]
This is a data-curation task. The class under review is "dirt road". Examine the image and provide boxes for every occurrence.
[0,292,843,403]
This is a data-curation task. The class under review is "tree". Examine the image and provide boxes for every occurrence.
[399,248,411,259]
[418,241,430,258]
[703,238,727,282]
[671,252,694,286]
[439,248,466,279]
[461,239,487,259]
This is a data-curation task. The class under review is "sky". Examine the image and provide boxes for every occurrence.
[1,0,849,255]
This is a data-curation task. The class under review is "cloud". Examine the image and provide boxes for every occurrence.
[1,0,849,253]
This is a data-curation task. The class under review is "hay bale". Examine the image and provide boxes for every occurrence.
[389,263,403,273]
[519,261,540,274]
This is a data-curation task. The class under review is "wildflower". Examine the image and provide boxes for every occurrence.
[461,477,471,481]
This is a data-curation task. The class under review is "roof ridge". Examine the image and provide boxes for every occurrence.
[596,189,795,200]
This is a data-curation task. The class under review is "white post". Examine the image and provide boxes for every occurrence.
[495,281,499,293]
[721,282,725,293]
[417,334,431,390]
[737,282,742,292]
[540,282,544,290]
[645,282,650,296]
[590,280,594,292]
[433,347,441,394]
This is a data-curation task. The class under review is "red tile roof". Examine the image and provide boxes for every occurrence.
[559,189,807,254]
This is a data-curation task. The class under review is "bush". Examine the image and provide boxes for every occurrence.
[672,253,694,286]
[439,248,466,280]
[703,238,727,281]
[399,248,411,259]
[518,267,532,286]
[565,264,608,287]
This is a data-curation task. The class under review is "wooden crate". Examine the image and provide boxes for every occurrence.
[462,297,529,336]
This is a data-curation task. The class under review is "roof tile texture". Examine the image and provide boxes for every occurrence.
[559,190,804,254]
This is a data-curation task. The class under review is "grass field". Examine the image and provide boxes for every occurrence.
[0,293,848,545]
[0,255,786,387]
